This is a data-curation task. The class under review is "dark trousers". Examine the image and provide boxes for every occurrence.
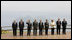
[27,29,31,36]
[63,27,66,34]
[20,28,23,36]
[45,29,48,35]
[33,29,37,36]
[13,29,17,36]
[51,28,54,35]
[57,27,60,34]
[39,29,43,35]
[1,30,2,34]
[1,29,2,34]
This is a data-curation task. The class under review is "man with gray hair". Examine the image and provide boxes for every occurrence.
[12,20,18,36]
[26,19,32,36]
[62,18,67,34]
[33,19,38,36]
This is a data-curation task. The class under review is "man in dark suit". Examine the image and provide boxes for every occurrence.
[39,20,44,35]
[56,18,61,35]
[62,18,67,34]
[19,19,24,36]
[33,19,38,36]
[26,19,32,36]
[12,20,18,36]
[44,19,49,35]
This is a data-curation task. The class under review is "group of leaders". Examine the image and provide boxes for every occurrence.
[12,18,67,36]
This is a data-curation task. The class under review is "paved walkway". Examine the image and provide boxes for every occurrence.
[1,32,71,39]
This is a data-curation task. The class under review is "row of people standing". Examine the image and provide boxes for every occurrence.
[56,18,67,35]
[12,19,24,36]
[12,18,67,36]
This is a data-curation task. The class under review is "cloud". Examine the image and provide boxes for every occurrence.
[1,1,71,26]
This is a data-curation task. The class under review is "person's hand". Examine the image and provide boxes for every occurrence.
[50,25,55,26]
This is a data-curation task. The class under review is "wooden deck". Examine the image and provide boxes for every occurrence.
[1,32,71,39]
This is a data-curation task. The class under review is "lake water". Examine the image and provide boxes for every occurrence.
[2,26,71,32]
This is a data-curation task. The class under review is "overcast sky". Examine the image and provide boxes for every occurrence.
[1,1,71,26]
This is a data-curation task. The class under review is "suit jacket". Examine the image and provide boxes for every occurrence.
[19,22,24,29]
[45,22,49,28]
[56,21,61,28]
[26,22,32,30]
[33,22,38,30]
[12,22,17,29]
[39,22,44,29]
[62,21,67,28]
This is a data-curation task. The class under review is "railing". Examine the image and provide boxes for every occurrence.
[1,25,71,34]
[1,25,71,31]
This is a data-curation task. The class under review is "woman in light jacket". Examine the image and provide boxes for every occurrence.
[50,20,56,35]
